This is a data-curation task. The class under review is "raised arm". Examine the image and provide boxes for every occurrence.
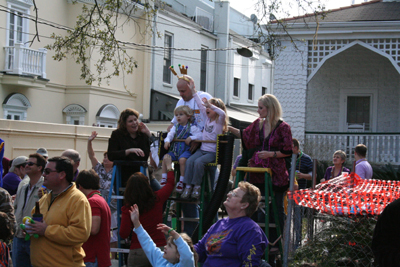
[131,205,164,266]
[157,224,195,266]
[208,100,226,124]
[87,131,99,168]
[189,80,207,118]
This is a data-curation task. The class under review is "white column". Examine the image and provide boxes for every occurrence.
[39,48,47,78]
[13,43,23,75]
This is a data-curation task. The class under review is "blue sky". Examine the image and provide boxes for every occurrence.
[229,0,368,18]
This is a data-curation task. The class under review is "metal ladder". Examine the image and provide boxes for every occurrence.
[159,133,228,240]
[235,167,284,261]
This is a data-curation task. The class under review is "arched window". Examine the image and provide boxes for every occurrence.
[63,104,87,125]
[3,93,31,120]
[96,104,119,128]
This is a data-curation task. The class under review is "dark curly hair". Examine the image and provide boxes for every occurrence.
[0,212,14,242]
[124,172,156,213]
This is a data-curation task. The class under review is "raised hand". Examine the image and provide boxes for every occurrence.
[202,97,211,108]
[129,204,140,228]
[88,131,98,141]
[156,223,172,235]
[163,154,173,170]
[188,79,196,95]
[139,122,151,137]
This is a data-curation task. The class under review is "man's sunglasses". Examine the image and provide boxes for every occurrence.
[26,162,37,166]
[43,168,58,175]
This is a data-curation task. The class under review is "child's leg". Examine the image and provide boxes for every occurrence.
[179,157,187,177]
[181,150,202,198]
[190,151,216,199]
[191,151,216,186]
[183,150,203,185]
[175,158,187,193]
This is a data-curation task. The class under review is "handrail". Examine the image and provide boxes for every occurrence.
[172,138,228,143]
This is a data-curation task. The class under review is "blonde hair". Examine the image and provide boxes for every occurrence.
[209,98,229,133]
[333,150,346,162]
[258,94,282,130]
[167,233,198,266]
[174,105,194,123]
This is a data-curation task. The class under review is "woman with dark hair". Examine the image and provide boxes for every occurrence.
[107,108,156,187]
[119,156,175,267]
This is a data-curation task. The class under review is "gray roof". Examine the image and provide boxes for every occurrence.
[283,0,400,24]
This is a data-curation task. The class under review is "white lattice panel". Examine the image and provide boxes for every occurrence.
[307,39,400,76]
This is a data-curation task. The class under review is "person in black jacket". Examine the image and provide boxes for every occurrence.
[107,108,159,189]
[372,198,400,266]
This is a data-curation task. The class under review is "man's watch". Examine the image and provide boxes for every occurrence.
[273,151,277,158]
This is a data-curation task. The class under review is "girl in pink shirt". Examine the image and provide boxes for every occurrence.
[181,82,228,199]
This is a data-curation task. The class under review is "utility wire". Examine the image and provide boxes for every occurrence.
[0,4,266,52]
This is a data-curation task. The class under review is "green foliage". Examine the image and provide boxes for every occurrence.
[372,163,400,181]
[291,214,376,267]
[45,0,156,86]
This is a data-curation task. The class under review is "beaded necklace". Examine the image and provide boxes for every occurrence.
[88,190,102,199]
[296,151,303,171]
[331,165,344,179]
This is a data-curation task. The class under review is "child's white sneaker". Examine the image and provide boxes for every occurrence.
[180,186,192,199]
[175,181,184,193]
[160,177,167,187]
[191,185,201,199]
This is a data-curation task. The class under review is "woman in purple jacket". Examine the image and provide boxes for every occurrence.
[194,181,268,267]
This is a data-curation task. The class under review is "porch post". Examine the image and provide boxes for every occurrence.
[13,43,23,75]
[38,48,47,78]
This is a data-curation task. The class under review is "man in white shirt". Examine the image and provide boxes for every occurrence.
[166,75,213,236]
[167,75,212,133]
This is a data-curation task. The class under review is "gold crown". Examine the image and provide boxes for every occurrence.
[169,64,189,81]
[179,64,188,75]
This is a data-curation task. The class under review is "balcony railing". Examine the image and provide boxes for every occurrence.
[4,43,47,78]
[305,132,400,164]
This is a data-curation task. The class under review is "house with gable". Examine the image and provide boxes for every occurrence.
[272,0,400,164]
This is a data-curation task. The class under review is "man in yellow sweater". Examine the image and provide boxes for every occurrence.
[27,156,92,267]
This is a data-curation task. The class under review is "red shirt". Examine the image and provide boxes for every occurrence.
[119,172,174,249]
[83,191,111,267]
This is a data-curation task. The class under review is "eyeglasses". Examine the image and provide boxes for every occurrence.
[43,168,58,175]
[228,190,240,198]
[26,162,37,166]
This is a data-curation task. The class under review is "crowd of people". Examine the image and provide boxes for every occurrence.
[0,71,378,267]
